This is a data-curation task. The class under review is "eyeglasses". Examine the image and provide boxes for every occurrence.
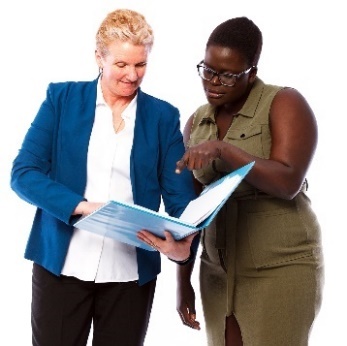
[196,61,254,87]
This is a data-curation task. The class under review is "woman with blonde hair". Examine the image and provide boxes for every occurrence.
[11,9,197,346]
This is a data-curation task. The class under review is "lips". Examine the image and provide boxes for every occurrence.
[205,88,224,98]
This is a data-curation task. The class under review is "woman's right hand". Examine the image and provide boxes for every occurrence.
[175,140,222,174]
[72,201,104,216]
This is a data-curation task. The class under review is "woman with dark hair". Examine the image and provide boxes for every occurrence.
[142,16,324,346]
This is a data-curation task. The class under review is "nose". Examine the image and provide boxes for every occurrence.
[210,73,221,85]
[126,66,138,82]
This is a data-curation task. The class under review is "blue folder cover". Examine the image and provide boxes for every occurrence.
[74,161,254,251]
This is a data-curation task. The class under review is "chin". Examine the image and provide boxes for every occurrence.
[206,96,224,106]
[121,88,138,97]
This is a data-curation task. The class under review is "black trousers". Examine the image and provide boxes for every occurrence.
[31,263,157,346]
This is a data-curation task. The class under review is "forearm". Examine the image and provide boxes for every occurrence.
[11,167,85,223]
[218,141,306,199]
[177,260,195,284]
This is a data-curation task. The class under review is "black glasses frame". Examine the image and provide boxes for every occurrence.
[196,61,254,86]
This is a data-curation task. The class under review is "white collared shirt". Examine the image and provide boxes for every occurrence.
[61,81,139,282]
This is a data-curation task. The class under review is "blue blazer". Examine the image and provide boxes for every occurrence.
[11,77,197,285]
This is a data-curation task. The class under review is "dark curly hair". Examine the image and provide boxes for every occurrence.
[206,17,262,67]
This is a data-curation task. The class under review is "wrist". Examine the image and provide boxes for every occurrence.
[72,200,88,215]
[168,249,193,265]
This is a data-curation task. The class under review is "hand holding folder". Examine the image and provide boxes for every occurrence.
[74,161,254,251]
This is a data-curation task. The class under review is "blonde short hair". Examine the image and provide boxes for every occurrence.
[96,9,154,57]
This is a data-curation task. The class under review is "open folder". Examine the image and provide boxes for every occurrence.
[74,161,254,251]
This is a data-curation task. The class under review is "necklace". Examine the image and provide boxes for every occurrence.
[113,118,124,133]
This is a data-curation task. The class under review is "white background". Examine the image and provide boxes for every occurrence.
[1,0,345,345]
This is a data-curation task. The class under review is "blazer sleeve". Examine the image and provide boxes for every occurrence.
[157,104,197,218]
[10,83,86,224]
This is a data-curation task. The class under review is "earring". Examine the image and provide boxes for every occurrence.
[99,66,103,75]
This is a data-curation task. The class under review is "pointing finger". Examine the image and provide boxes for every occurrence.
[175,159,186,174]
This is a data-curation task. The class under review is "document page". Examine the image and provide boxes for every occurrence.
[179,173,243,225]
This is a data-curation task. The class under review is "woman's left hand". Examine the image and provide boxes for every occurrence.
[137,230,198,261]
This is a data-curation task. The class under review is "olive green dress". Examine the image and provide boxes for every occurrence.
[188,78,324,346]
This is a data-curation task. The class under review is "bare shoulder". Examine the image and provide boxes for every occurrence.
[272,87,315,117]
[269,86,318,156]
[270,87,317,129]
